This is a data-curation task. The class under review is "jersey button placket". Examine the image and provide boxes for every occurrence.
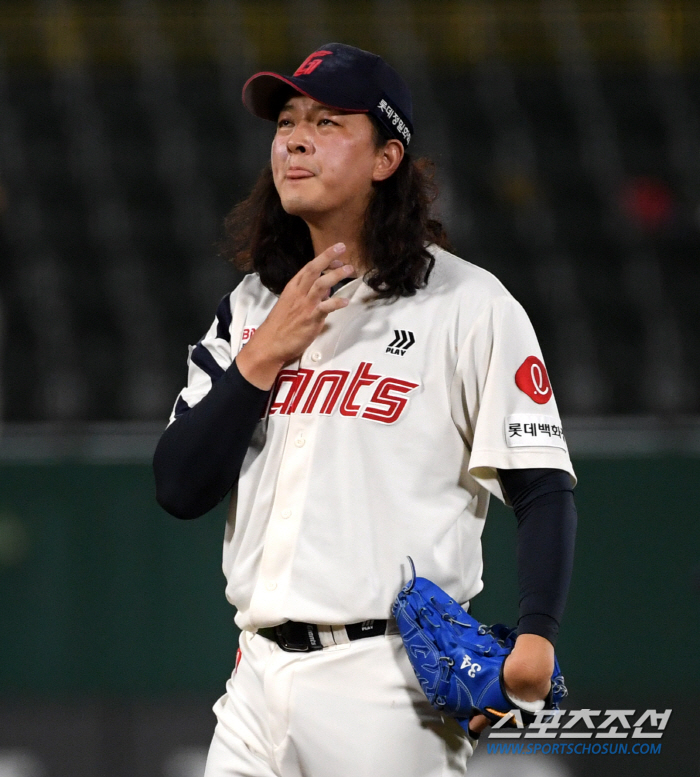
[251,321,344,620]
[252,415,315,617]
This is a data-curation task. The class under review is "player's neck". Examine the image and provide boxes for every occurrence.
[305,217,368,276]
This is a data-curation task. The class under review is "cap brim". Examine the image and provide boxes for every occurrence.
[242,72,369,121]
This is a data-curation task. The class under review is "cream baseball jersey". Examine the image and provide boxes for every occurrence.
[171,246,576,631]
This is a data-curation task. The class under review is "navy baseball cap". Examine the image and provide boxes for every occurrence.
[242,42,413,147]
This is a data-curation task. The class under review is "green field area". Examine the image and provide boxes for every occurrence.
[1,457,698,700]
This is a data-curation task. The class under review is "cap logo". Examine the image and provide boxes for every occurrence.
[294,50,333,77]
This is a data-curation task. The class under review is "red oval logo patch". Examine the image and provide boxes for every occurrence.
[515,356,552,404]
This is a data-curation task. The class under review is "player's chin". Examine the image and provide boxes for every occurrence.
[278,193,325,220]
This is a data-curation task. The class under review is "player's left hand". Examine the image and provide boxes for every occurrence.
[469,634,554,734]
[392,562,567,734]
[503,633,554,701]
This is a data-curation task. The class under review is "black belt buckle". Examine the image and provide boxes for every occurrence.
[274,622,323,652]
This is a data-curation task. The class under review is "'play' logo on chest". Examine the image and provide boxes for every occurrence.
[386,329,415,356]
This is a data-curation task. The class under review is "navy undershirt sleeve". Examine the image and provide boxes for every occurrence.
[153,360,270,520]
[496,468,577,647]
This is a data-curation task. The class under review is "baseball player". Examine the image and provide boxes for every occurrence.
[154,43,577,777]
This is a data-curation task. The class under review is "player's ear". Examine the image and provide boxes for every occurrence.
[372,139,404,182]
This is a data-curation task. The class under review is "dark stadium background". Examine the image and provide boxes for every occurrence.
[0,2,698,775]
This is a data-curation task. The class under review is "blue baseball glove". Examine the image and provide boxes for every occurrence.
[391,559,567,732]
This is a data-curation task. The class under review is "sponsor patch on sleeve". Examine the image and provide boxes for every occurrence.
[505,414,567,450]
[515,356,552,404]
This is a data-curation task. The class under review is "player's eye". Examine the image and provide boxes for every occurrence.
[318,118,338,126]
[277,118,293,128]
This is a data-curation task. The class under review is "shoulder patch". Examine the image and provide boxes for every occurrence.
[515,356,552,404]
[505,414,567,450]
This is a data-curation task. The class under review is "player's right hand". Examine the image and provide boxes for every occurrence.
[235,243,354,390]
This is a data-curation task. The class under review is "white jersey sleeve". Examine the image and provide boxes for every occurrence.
[167,290,237,425]
[453,293,576,503]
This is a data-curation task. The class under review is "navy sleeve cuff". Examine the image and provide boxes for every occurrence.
[224,358,271,398]
[517,613,560,645]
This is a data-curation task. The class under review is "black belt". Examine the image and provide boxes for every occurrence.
[258,619,388,652]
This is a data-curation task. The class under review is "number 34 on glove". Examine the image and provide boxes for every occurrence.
[391,559,567,732]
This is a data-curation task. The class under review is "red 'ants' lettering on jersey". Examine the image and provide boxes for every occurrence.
[301,370,349,414]
[363,377,418,424]
[242,327,256,344]
[262,368,310,420]
[269,371,302,415]
[267,362,419,424]
[340,362,380,417]
[293,50,333,76]
[515,356,552,404]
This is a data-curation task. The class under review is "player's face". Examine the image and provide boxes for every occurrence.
[271,95,385,223]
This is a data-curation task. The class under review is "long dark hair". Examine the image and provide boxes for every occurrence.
[220,120,450,299]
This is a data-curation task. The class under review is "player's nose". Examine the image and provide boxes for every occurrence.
[286,121,314,154]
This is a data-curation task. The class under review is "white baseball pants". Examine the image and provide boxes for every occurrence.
[203,628,474,777]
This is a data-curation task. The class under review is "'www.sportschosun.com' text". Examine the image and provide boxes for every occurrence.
[486,742,662,755]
